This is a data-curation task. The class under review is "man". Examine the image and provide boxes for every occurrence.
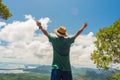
[36,21,87,80]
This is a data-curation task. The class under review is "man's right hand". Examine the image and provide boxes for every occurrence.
[36,21,49,37]
[36,21,42,29]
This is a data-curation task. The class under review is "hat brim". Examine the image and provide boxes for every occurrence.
[54,28,68,37]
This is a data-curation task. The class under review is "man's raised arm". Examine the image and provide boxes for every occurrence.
[36,21,49,37]
[74,23,87,39]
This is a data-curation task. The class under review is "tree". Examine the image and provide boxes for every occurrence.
[0,0,12,20]
[91,19,120,79]
[107,72,120,80]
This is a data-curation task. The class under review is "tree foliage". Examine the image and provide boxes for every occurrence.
[91,19,120,69]
[107,72,120,80]
[91,19,120,79]
[0,0,12,20]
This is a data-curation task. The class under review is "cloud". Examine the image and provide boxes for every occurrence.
[0,22,6,26]
[70,33,96,67]
[0,14,96,67]
[0,15,52,64]
[39,17,51,30]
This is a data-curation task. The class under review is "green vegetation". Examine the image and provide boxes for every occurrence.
[0,0,12,20]
[91,19,120,80]
[0,67,119,80]
[0,73,50,80]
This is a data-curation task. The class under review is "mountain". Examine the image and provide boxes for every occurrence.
[0,63,120,80]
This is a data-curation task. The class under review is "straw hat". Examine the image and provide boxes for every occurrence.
[54,26,68,37]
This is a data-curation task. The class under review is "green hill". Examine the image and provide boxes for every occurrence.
[0,73,50,80]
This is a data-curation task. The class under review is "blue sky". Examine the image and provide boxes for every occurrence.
[3,0,120,34]
[0,0,120,68]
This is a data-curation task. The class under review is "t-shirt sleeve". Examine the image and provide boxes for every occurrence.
[69,36,75,43]
[48,35,55,42]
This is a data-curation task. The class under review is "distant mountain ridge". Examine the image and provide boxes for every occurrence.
[0,62,119,75]
[0,63,120,80]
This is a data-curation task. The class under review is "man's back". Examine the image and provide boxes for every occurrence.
[48,35,75,71]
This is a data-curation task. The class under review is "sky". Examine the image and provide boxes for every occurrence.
[0,0,120,68]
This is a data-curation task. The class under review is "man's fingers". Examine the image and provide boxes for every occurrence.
[84,23,87,26]
[36,21,41,26]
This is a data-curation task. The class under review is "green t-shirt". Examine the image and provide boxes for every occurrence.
[48,35,75,71]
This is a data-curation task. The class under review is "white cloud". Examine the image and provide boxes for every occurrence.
[0,15,96,67]
[0,22,6,26]
[0,15,52,64]
[24,14,34,20]
[70,33,96,67]
[38,17,51,30]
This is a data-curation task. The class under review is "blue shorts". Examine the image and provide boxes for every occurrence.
[51,69,73,80]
